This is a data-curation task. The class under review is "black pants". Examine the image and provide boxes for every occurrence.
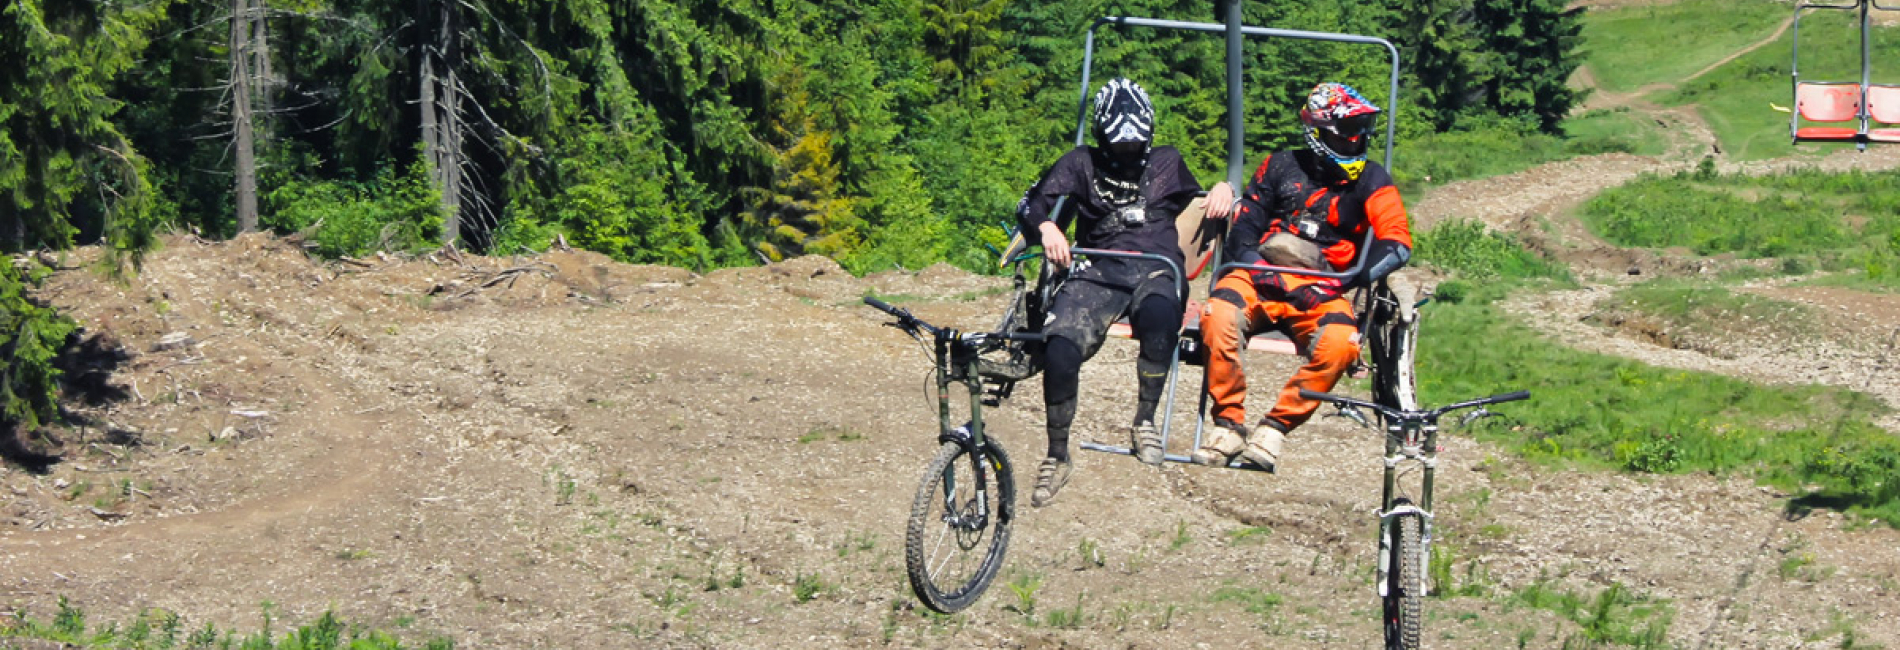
[1040,258,1183,461]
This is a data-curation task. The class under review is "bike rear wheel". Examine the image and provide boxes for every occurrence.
[1384,511,1424,650]
[905,439,1014,613]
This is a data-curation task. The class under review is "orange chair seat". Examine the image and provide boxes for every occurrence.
[1795,126,1862,140]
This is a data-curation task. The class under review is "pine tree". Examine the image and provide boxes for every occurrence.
[0,0,173,266]
[1472,0,1583,133]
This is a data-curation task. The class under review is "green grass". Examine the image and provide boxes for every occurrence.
[1661,12,1900,161]
[1209,585,1284,621]
[1562,107,1670,158]
[1409,226,1900,523]
[1418,298,1900,522]
[1580,0,1789,94]
[1,598,452,649]
[1414,218,1573,285]
[1394,114,1651,194]
[1582,167,1900,286]
[1506,580,1671,647]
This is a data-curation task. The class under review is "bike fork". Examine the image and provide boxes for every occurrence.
[940,423,992,528]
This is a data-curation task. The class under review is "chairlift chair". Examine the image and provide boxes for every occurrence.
[993,16,1411,472]
[1791,0,1900,146]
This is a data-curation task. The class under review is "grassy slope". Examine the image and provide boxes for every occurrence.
[1580,0,1788,93]
[1410,221,1900,524]
[1581,167,1900,284]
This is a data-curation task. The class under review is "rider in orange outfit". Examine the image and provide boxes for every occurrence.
[1195,82,1414,470]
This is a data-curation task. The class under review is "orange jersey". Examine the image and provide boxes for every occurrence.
[1225,150,1412,274]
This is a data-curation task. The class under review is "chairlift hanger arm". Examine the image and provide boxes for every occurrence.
[1073,16,1403,179]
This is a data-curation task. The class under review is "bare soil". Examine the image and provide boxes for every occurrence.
[0,224,1894,649]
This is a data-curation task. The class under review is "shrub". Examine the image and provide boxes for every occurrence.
[1414,219,1570,283]
[0,261,77,431]
[262,161,443,258]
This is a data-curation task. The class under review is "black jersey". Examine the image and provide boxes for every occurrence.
[1015,145,1202,269]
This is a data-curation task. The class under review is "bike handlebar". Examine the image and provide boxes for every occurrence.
[863,297,1046,344]
[1298,389,1530,422]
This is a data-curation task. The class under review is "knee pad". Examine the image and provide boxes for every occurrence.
[1044,335,1083,405]
[1132,294,1180,365]
[1209,287,1245,309]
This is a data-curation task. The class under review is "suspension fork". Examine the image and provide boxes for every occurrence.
[934,333,993,526]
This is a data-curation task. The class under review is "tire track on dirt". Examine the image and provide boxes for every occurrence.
[0,337,398,547]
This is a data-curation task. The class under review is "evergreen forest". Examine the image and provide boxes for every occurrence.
[2,0,1583,275]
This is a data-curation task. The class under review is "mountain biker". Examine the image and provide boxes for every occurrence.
[1015,77,1203,507]
[1192,82,1413,471]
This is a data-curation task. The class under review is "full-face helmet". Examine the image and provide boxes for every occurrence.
[1092,78,1155,175]
[1299,82,1381,181]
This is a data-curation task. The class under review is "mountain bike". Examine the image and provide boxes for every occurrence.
[1298,387,1530,650]
[864,296,1046,613]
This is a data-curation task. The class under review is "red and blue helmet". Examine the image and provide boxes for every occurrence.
[1298,82,1381,181]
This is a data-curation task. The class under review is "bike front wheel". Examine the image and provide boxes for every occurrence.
[905,439,1014,613]
[1384,512,1425,650]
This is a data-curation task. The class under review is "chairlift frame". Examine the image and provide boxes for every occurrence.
[1790,0,1900,146]
[1036,15,1407,469]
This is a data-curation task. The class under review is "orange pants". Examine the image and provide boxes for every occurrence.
[1201,271,1360,432]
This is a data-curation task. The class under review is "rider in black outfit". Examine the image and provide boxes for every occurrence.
[1014,77,1202,507]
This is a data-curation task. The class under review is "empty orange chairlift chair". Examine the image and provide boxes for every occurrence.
[1789,0,1900,147]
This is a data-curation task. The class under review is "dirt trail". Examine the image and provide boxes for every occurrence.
[3,240,1896,650]
[1685,16,1794,83]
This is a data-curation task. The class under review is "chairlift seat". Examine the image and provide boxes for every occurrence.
[1794,82,1864,142]
[1865,84,1900,142]
[1100,196,1300,356]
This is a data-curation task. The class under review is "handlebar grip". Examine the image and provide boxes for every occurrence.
[1000,331,1046,343]
[863,296,899,316]
[1489,390,1531,404]
[1298,388,1328,401]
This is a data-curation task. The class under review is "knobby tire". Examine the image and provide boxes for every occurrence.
[904,440,1014,613]
[1385,512,1424,650]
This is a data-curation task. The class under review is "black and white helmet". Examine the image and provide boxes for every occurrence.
[1092,78,1155,149]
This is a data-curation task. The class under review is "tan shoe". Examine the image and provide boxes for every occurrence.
[1131,422,1165,466]
[1191,419,1248,467]
[1242,420,1287,471]
[1031,457,1073,507]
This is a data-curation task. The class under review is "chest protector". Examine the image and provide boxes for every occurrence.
[1261,152,1369,249]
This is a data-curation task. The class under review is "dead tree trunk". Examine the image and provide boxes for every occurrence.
[419,0,464,246]
[231,0,257,233]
